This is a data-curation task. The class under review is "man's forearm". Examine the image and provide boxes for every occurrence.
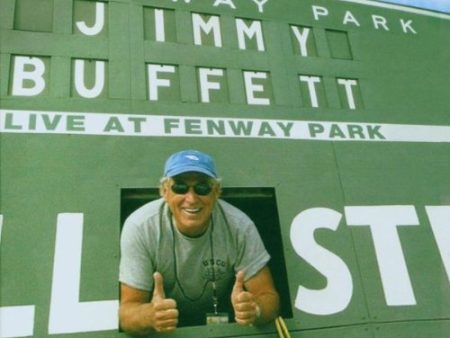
[254,290,280,324]
[119,302,155,336]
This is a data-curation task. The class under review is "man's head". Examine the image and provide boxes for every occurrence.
[160,150,221,237]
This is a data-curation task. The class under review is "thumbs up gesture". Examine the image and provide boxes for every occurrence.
[151,272,178,333]
[231,271,260,326]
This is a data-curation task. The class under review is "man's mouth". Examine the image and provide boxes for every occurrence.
[183,208,201,215]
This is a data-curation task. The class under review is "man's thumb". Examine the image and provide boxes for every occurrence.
[153,272,166,300]
[232,270,245,294]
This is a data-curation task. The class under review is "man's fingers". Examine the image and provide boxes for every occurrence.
[154,307,179,321]
[234,298,255,311]
[237,291,253,303]
[154,318,178,333]
[152,272,166,301]
[234,310,256,326]
[235,311,254,320]
[234,305,258,326]
[231,271,260,326]
[153,298,178,332]
[154,299,177,311]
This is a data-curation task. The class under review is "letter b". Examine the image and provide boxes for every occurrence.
[12,56,47,96]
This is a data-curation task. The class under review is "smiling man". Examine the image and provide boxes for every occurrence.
[119,150,280,336]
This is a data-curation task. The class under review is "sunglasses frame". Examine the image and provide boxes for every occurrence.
[170,181,213,196]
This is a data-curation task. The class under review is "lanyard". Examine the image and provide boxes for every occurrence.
[169,212,218,313]
[211,281,219,315]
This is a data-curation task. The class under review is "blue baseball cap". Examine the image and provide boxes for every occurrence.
[164,150,218,178]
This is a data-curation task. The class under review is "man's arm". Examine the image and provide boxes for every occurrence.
[231,266,280,325]
[119,273,178,336]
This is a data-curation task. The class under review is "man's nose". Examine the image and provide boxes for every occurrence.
[184,187,200,201]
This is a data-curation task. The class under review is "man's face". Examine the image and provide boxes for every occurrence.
[162,172,220,237]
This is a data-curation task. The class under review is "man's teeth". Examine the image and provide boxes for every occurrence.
[185,208,200,213]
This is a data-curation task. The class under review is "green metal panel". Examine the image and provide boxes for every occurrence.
[1,0,449,337]
[374,321,450,338]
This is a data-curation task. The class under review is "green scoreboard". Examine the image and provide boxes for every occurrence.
[1,0,449,337]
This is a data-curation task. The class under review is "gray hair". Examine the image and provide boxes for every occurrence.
[159,176,222,197]
[159,176,222,187]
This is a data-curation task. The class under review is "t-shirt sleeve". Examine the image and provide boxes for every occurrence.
[119,219,155,292]
[234,215,270,281]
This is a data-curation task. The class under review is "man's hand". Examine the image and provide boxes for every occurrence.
[151,272,178,333]
[119,273,178,336]
[231,271,260,326]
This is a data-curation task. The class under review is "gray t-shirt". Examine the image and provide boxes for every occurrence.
[119,198,270,325]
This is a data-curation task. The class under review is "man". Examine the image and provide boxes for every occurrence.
[119,149,280,336]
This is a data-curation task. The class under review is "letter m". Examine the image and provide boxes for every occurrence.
[192,13,222,47]
[236,18,265,51]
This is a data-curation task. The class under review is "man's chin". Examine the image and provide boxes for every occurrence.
[177,220,209,236]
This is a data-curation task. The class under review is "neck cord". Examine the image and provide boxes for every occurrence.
[169,213,218,312]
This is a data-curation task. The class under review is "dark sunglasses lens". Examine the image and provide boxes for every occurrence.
[194,183,212,196]
[171,183,189,194]
[171,183,212,195]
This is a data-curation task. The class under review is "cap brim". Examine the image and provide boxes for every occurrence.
[166,166,216,178]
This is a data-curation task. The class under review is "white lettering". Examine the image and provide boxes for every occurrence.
[198,68,224,103]
[243,71,270,105]
[426,206,450,284]
[400,19,417,34]
[213,0,236,9]
[48,213,118,334]
[0,215,36,338]
[154,9,165,42]
[147,64,175,101]
[0,306,35,338]
[372,15,389,31]
[192,13,222,47]
[291,26,310,57]
[312,5,328,20]
[337,78,357,110]
[2,110,448,141]
[251,0,269,13]
[343,10,361,27]
[299,75,321,108]
[12,56,46,96]
[76,2,105,36]
[290,208,353,315]
[74,60,105,98]
[236,19,265,51]
[345,206,419,306]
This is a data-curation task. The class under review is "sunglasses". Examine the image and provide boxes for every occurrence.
[171,182,213,196]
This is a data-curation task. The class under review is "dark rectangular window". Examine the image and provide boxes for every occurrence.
[120,187,293,327]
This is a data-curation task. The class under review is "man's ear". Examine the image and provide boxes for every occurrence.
[214,183,222,199]
[159,179,169,197]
